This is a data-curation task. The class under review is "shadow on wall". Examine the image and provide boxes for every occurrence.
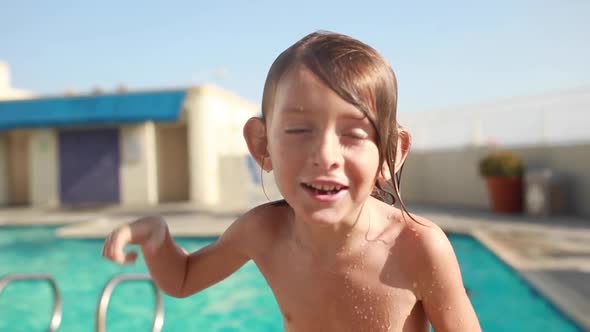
[216,155,281,213]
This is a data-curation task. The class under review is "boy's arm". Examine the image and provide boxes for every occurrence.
[415,226,481,332]
[143,211,256,298]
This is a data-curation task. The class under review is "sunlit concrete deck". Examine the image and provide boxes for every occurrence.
[1,203,589,330]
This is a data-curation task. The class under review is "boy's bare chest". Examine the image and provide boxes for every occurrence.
[254,245,423,331]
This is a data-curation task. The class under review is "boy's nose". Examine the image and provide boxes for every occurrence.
[311,133,342,170]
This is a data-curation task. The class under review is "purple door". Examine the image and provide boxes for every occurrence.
[59,128,120,205]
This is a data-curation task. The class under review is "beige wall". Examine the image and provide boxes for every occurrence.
[120,123,158,206]
[0,131,31,206]
[30,129,59,207]
[7,131,30,204]
[0,135,8,204]
[156,124,189,202]
[184,85,260,211]
[218,155,251,212]
[185,87,219,208]
[401,144,590,218]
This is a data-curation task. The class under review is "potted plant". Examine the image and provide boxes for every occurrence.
[479,151,524,213]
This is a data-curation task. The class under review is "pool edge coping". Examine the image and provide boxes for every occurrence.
[468,229,590,331]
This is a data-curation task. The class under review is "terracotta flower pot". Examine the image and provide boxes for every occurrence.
[485,176,523,213]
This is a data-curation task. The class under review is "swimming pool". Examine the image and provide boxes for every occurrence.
[0,226,583,331]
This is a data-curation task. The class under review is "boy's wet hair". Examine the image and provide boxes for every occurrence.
[260,31,410,212]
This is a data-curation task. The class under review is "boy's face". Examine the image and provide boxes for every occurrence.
[266,66,380,226]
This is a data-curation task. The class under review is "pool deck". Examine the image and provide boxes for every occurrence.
[2,203,589,331]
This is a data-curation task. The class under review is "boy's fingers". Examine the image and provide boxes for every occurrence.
[124,251,138,264]
[103,222,154,264]
[113,227,132,264]
[101,235,112,258]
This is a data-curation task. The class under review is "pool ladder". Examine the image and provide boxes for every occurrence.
[96,274,164,332]
[0,273,164,332]
[0,273,62,332]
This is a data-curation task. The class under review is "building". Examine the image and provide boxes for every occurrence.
[0,62,33,101]
[0,85,263,213]
[398,87,590,218]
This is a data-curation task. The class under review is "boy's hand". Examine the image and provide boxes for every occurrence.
[101,216,167,265]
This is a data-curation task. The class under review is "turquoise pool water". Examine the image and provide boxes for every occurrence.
[0,226,583,331]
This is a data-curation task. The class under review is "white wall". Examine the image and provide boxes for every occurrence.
[29,129,59,207]
[185,87,220,209]
[120,122,158,206]
[402,144,590,218]
[184,85,280,213]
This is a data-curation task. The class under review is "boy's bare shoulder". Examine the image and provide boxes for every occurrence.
[374,203,454,265]
[232,200,292,242]
[394,212,460,295]
[218,200,291,259]
[372,200,447,253]
[241,200,292,228]
[397,212,453,261]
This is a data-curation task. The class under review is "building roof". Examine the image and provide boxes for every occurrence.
[0,89,187,131]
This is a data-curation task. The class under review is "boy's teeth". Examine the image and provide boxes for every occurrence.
[310,183,340,191]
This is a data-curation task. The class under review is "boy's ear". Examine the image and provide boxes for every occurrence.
[243,117,273,172]
[393,127,411,174]
[377,127,412,184]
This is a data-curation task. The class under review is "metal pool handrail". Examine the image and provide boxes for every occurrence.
[0,273,63,332]
[96,274,164,332]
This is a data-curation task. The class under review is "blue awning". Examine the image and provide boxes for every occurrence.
[0,89,187,131]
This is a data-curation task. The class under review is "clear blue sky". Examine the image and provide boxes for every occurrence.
[1,0,589,112]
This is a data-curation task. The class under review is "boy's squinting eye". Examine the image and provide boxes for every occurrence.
[284,128,310,134]
[344,129,369,140]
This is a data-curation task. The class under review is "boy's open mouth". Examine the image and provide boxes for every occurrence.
[301,183,348,195]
